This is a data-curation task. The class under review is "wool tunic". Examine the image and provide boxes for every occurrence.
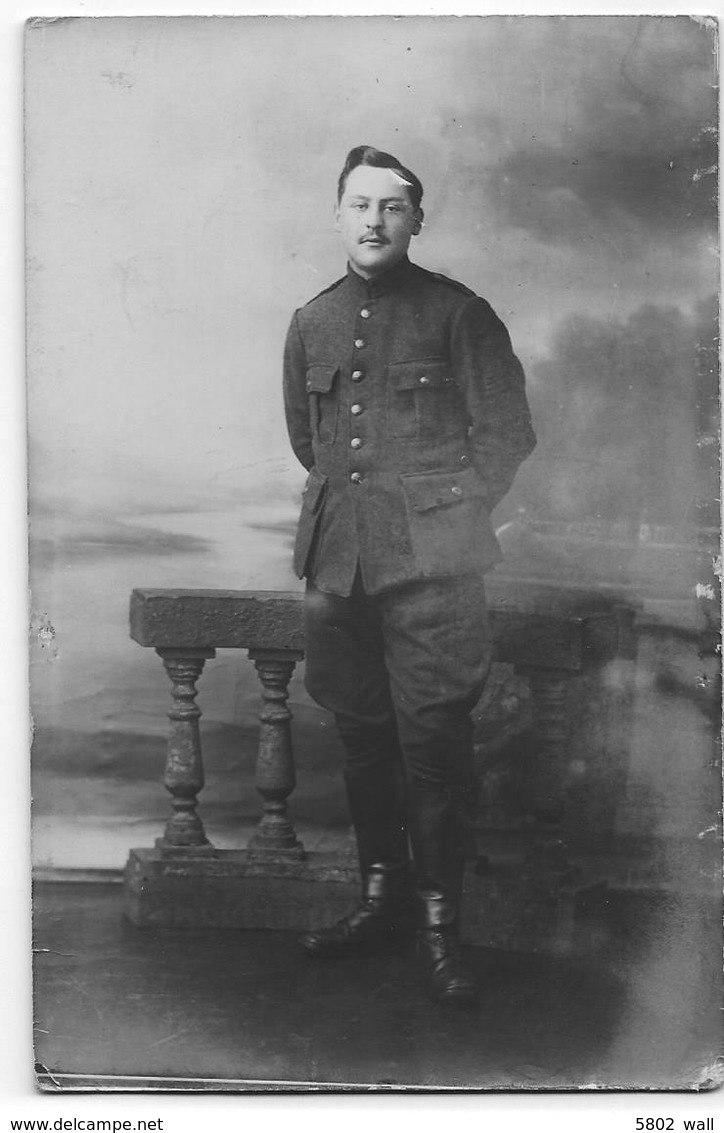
[283,257,536,597]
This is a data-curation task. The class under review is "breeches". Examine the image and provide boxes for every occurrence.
[303,570,493,794]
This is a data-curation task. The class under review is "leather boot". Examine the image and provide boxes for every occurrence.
[416,893,478,1005]
[299,860,410,957]
[299,718,411,958]
[408,786,479,1005]
[341,761,409,878]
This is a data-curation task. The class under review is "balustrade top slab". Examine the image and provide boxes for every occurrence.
[131,589,307,652]
[130,586,632,672]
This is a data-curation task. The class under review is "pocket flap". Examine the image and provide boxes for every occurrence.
[306,364,339,394]
[388,359,454,392]
[301,467,328,514]
[401,467,487,512]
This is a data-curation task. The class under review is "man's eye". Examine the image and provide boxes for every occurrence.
[352,203,367,211]
[385,205,401,213]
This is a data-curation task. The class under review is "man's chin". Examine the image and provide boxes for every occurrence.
[350,249,404,278]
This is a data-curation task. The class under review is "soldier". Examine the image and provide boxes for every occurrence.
[283,145,536,1005]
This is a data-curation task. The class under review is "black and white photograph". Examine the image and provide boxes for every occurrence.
[23,11,721,1096]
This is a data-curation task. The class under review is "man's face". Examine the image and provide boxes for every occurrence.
[335,164,421,279]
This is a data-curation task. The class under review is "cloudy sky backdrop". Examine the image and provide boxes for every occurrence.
[26,15,717,517]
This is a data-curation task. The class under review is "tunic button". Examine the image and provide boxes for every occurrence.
[451,485,463,497]
[351,404,363,415]
[419,375,430,385]
[460,454,469,464]
[350,472,363,484]
[351,370,363,382]
[354,338,365,349]
[351,437,363,449]
[360,308,371,319]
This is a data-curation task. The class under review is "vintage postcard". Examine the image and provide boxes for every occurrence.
[25,13,721,1094]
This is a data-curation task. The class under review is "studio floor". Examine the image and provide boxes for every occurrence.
[33,882,722,1093]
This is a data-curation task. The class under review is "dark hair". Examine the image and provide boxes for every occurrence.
[337,145,424,211]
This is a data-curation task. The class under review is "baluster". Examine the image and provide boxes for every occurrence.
[517,665,573,872]
[247,647,305,860]
[155,647,216,855]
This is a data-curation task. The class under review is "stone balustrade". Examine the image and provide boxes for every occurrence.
[124,583,636,949]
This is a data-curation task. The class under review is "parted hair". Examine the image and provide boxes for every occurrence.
[337,145,424,212]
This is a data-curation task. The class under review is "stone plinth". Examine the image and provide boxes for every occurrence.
[461,865,607,954]
[125,848,359,931]
[125,846,603,954]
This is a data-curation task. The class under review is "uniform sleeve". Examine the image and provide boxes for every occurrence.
[283,311,314,472]
[450,296,536,510]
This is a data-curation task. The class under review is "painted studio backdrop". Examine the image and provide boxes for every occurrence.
[26,14,720,1082]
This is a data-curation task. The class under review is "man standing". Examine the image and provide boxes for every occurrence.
[283,145,536,1005]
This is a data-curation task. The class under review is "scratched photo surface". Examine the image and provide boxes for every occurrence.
[26,15,720,1090]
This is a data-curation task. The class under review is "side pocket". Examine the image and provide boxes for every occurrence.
[400,466,503,576]
[293,467,328,578]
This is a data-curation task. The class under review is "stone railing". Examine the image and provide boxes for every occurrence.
[125,584,636,947]
[129,590,306,861]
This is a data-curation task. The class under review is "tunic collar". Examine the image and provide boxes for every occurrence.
[346,256,416,298]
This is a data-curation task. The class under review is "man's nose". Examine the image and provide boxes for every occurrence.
[365,206,385,229]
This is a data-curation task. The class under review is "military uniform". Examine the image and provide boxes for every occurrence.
[284,255,535,993]
[284,256,535,595]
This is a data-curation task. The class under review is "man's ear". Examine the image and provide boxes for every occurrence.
[411,208,424,236]
[333,203,342,232]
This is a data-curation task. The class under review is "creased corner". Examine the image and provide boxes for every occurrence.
[688,15,719,35]
[691,1056,724,1092]
[26,17,73,29]
[34,1061,64,1091]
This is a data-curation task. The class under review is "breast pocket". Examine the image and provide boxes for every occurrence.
[387,359,463,440]
[306,364,340,445]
